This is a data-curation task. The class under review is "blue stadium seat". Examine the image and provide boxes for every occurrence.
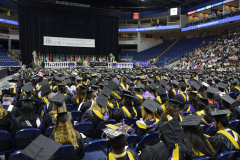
[200,124,207,133]
[215,150,240,160]
[54,144,81,159]
[8,150,32,160]
[92,119,116,139]
[204,124,217,135]
[127,134,139,146]
[71,111,82,121]
[228,92,235,98]
[134,131,160,151]
[14,128,41,150]
[81,139,108,159]
[233,92,240,99]
[229,119,240,132]
[74,122,94,142]
[181,111,191,116]
[193,157,214,160]
[44,126,55,137]
[0,130,13,155]
[66,103,75,111]
[120,118,137,126]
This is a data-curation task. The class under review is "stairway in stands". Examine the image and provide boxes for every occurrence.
[154,36,217,66]
[133,40,175,62]
[154,41,177,63]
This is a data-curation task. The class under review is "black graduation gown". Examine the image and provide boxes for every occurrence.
[41,112,73,134]
[99,149,139,160]
[113,107,136,123]
[81,110,113,138]
[173,93,189,111]
[140,141,190,160]
[15,115,42,150]
[213,94,222,105]
[109,98,119,108]
[229,110,240,122]
[119,83,131,94]
[2,104,22,118]
[50,131,85,160]
[168,88,178,99]
[207,129,240,155]
[230,87,240,93]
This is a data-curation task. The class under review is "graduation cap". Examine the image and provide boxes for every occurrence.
[172,80,179,86]
[168,99,182,108]
[231,79,239,85]
[180,115,202,126]
[156,86,166,95]
[24,75,31,80]
[87,90,96,99]
[96,94,108,108]
[40,85,51,97]
[76,77,83,81]
[160,118,185,147]
[148,83,157,90]
[216,82,227,90]
[98,83,106,89]
[22,134,62,160]
[160,80,168,87]
[90,79,98,85]
[112,79,120,85]
[22,84,34,93]
[50,94,66,107]
[122,89,131,95]
[39,79,49,87]
[198,97,209,106]
[64,79,71,85]
[207,86,217,94]
[189,91,197,98]
[123,94,135,101]
[77,85,87,90]
[190,81,201,91]
[147,78,154,83]
[1,84,9,91]
[2,92,16,98]
[142,99,158,113]
[211,109,231,116]
[221,95,235,107]
[57,112,69,124]
[21,99,37,109]
[133,86,141,93]
[101,88,112,97]
[91,85,100,91]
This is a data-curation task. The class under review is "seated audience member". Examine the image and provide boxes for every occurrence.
[100,128,139,160]
[205,110,240,154]
[81,94,113,138]
[51,112,85,160]
[140,118,190,160]
[38,92,56,117]
[1,92,21,118]
[41,94,73,134]
[180,115,215,158]
[220,95,240,121]
[206,86,220,109]
[113,94,138,122]
[230,79,240,93]
[71,86,86,106]
[77,90,96,114]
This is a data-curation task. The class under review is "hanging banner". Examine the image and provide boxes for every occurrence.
[43,36,95,48]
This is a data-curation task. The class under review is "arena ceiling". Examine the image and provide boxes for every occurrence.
[46,0,213,12]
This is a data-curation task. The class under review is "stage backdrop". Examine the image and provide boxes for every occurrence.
[17,0,120,65]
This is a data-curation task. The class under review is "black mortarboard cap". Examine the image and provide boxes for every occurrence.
[168,99,182,108]
[122,89,131,95]
[232,79,239,85]
[221,95,235,106]
[96,94,108,108]
[22,84,34,93]
[190,81,201,91]
[22,134,62,160]
[216,82,227,89]
[87,90,96,99]
[24,75,31,80]
[2,92,16,97]
[50,94,66,107]
[123,94,135,101]
[160,118,185,147]
[133,86,141,93]
[156,86,166,95]
[57,112,69,124]
[148,83,157,90]
[112,79,120,85]
[40,84,51,97]
[180,115,202,126]
[160,80,168,87]
[142,99,158,113]
[147,78,154,83]
[64,79,71,85]
[107,81,117,90]
[101,88,112,97]
[91,85,100,91]
[39,79,49,87]
[207,86,217,94]
[189,91,197,98]
[211,109,231,116]
[90,79,98,85]
[172,80,179,86]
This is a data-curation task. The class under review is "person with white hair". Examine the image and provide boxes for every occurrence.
[2,92,21,118]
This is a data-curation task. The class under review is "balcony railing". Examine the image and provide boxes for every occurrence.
[119,36,137,41]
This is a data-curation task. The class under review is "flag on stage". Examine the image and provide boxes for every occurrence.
[95,56,97,62]
[48,54,49,62]
[43,54,45,63]
[75,55,77,61]
[54,55,56,61]
[63,55,65,61]
[107,56,108,62]
[39,52,41,62]
[41,54,43,62]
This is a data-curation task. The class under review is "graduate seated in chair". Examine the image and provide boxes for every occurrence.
[71,86,86,106]
[140,118,190,160]
[204,109,240,155]
[100,127,139,160]
[51,112,85,160]
[41,94,73,134]
[81,94,113,138]
[1,92,21,118]
[180,115,216,158]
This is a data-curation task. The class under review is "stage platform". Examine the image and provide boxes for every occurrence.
[44,62,133,69]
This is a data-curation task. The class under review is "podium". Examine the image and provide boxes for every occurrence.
[69,62,75,69]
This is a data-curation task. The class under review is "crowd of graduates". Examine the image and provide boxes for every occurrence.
[1,67,240,160]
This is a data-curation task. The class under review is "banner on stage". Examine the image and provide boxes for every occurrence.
[43,36,95,48]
